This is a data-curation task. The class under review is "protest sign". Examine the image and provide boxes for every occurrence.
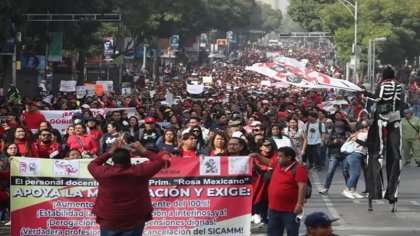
[59,80,77,92]
[40,108,137,133]
[11,156,252,236]
[96,81,113,91]
[187,84,204,94]
[202,76,213,84]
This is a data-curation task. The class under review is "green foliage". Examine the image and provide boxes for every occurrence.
[319,0,420,65]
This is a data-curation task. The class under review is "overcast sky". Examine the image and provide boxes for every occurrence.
[279,0,289,13]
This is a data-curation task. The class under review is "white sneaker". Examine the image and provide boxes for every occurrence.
[319,188,328,195]
[342,190,355,199]
[5,221,11,226]
[352,192,364,199]
[251,214,256,223]
[253,214,262,224]
[257,222,266,228]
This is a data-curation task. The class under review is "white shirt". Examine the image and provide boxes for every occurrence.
[303,122,325,145]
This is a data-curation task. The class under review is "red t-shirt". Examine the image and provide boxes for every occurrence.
[23,111,46,130]
[36,142,62,159]
[268,160,308,212]
[181,150,198,158]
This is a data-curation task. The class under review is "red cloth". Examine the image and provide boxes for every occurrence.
[268,160,308,212]
[89,128,103,144]
[67,134,99,155]
[181,149,198,158]
[35,142,62,159]
[87,151,167,230]
[15,140,39,157]
[22,111,46,130]
[252,153,277,205]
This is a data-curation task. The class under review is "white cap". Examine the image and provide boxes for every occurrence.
[81,104,90,109]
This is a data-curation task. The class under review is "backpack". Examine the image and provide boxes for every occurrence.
[292,164,312,199]
[305,122,323,135]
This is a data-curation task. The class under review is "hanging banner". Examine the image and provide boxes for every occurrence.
[48,32,63,62]
[169,35,179,51]
[10,156,252,236]
[40,108,137,133]
[103,36,114,61]
[59,80,77,92]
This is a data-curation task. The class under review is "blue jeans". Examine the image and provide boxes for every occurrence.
[319,145,328,168]
[346,152,364,189]
[100,225,145,236]
[324,152,349,190]
[267,209,300,236]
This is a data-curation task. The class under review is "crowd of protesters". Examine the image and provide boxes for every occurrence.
[0,43,419,235]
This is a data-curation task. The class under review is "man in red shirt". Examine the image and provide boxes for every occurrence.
[35,129,62,159]
[251,146,308,236]
[23,101,46,130]
[88,141,170,236]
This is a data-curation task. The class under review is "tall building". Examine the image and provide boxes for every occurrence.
[257,0,289,12]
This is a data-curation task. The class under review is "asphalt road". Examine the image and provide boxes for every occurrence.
[2,164,419,236]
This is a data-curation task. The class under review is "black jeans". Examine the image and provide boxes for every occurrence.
[304,144,321,168]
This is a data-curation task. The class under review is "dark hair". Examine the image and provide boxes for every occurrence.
[40,121,53,130]
[111,148,131,165]
[278,146,296,159]
[308,112,318,119]
[163,129,177,145]
[108,121,122,132]
[4,142,21,157]
[181,132,196,141]
[189,116,201,123]
[209,130,228,150]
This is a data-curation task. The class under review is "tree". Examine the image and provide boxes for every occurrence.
[287,0,333,31]
[320,0,420,66]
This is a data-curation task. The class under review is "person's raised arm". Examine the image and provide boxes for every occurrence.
[249,153,271,167]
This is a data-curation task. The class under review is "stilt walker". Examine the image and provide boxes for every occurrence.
[364,66,403,212]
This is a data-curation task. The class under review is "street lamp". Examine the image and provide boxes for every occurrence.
[338,0,358,82]
[368,37,386,91]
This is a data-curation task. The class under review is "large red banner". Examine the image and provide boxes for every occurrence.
[11,156,252,236]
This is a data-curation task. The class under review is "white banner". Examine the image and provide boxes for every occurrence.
[59,80,77,92]
[187,84,204,94]
[40,108,137,133]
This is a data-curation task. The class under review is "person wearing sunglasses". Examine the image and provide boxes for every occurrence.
[36,128,62,159]
[189,125,205,152]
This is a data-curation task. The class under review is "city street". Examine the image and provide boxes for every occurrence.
[252,164,420,236]
[2,164,419,236]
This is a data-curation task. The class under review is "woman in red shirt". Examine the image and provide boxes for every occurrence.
[66,123,98,158]
[179,133,198,158]
[252,138,278,226]
[5,126,38,157]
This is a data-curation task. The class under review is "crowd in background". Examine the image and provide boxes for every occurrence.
[0,44,419,230]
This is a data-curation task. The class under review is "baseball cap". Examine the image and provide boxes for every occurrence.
[144,116,156,123]
[304,212,338,228]
[81,104,90,109]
